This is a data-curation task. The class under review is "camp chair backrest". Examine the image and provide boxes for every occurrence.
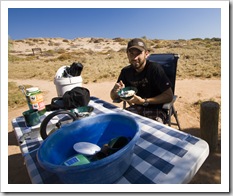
[147,53,179,94]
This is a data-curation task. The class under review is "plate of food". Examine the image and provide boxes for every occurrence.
[118,86,138,101]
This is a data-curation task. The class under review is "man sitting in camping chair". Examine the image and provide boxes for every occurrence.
[110,38,174,124]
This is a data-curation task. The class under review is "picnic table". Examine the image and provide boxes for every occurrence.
[12,96,209,184]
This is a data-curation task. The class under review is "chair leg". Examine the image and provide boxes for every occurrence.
[123,101,126,109]
[172,105,181,130]
[168,108,172,126]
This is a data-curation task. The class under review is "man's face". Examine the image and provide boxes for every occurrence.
[127,48,148,72]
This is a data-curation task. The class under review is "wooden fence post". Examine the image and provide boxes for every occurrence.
[200,101,220,152]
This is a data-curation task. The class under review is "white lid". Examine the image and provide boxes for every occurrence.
[55,65,68,78]
[26,87,39,93]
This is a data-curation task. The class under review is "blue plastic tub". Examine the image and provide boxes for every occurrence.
[37,113,140,184]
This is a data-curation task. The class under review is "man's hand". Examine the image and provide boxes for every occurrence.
[127,94,144,105]
[110,80,125,100]
[113,80,125,93]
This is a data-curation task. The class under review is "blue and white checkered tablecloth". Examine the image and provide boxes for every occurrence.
[12,96,209,184]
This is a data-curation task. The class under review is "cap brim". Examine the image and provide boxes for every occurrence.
[127,46,145,51]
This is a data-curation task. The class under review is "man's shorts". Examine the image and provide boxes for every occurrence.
[126,105,167,124]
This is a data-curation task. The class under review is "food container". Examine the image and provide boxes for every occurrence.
[26,87,46,115]
[54,66,83,97]
[37,113,140,184]
[118,86,138,101]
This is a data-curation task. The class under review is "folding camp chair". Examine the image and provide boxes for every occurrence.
[115,53,181,130]
[147,53,181,130]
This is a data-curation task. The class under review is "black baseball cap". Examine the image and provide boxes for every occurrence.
[127,38,148,52]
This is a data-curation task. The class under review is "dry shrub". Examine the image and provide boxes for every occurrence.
[113,37,128,45]
[57,53,73,61]
[8,82,32,109]
[56,48,66,54]
[89,38,104,43]
[42,50,55,56]
[15,40,25,43]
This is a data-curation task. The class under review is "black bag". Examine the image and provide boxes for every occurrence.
[49,87,90,110]
[63,62,83,77]
[49,97,65,110]
[63,87,90,109]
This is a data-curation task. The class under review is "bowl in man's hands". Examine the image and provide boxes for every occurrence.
[118,87,138,101]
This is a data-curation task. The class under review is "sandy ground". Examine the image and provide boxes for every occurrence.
[8,78,221,184]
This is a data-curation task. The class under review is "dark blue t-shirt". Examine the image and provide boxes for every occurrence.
[117,60,171,107]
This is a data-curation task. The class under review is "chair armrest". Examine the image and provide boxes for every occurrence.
[162,95,177,110]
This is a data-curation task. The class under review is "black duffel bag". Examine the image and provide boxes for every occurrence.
[48,87,90,111]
